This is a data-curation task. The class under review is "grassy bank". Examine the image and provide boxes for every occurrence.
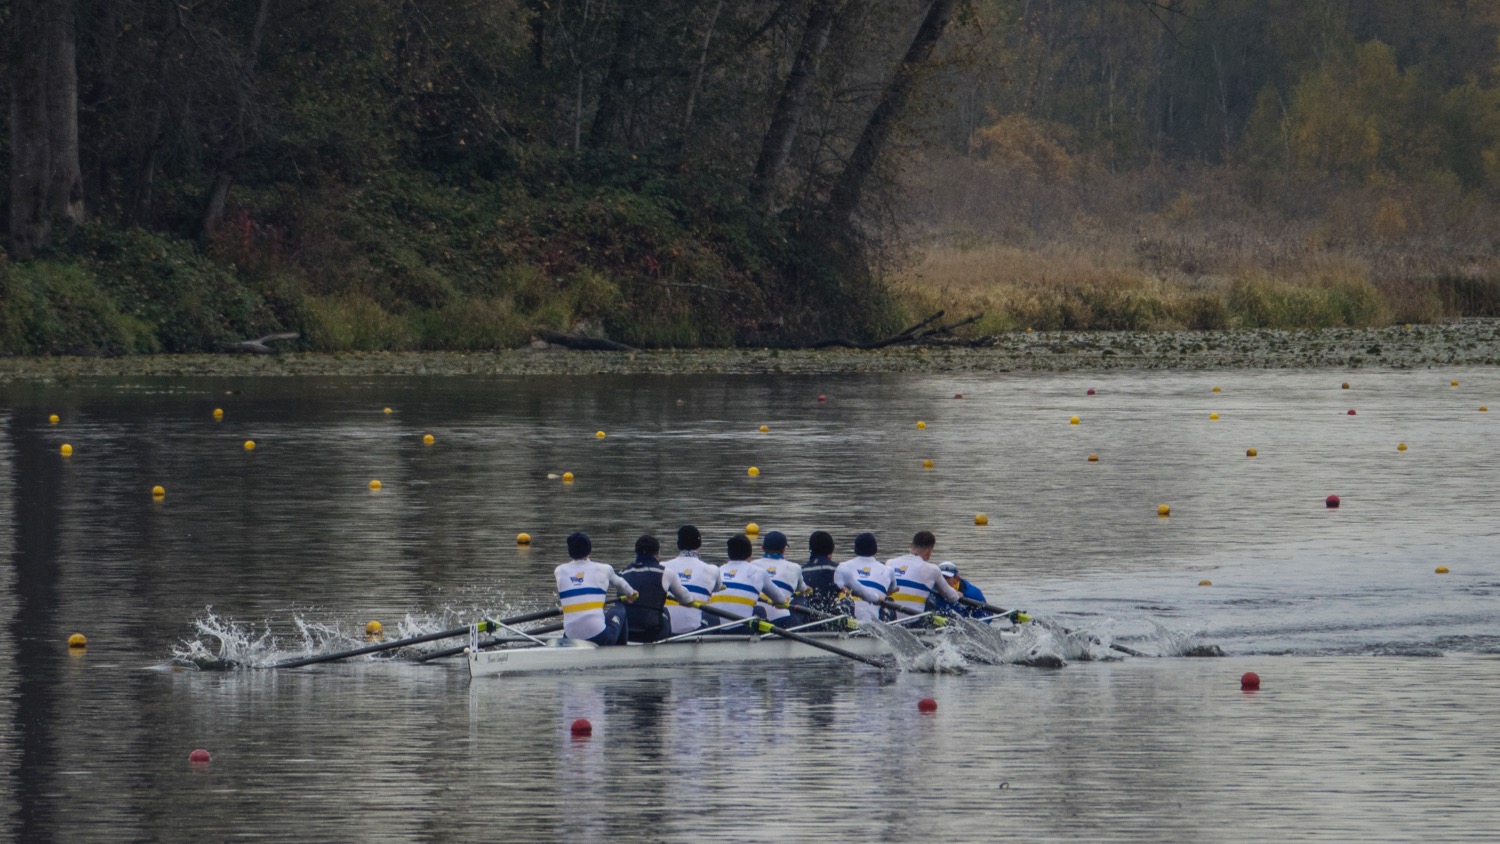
[893,153,1500,333]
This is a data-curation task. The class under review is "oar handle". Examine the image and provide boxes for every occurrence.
[956,596,1013,618]
[876,597,921,616]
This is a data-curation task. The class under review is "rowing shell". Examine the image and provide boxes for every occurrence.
[467,631,900,678]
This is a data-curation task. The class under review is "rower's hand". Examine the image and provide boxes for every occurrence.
[622,593,637,603]
[774,602,790,610]
[690,601,706,609]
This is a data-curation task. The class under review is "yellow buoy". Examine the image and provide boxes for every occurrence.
[60,444,73,456]
[243,440,256,450]
[562,472,574,483]
[516,532,532,545]
[365,620,383,638]
[974,513,989,526]
[1209,413,1220,421]
[758,425,770,433]
[213,408,224,420]
[1212,386,1222,393]
[1087,453,1099,462]
[747,466,760,477]
[1246,448,1258,457]
[384,407,393,414]
[922,459,934,469]
[745,522,760,535]
[369,479,382,490]
[1435,566,1450,574]
[595,431,606,439]
[1481,406,1489,412]
[1069,415,1080,425]
[68,633,87,648]
[916,421,926,429]
[1026,327,1033,333]
[152,485,165,497]
[1450,380,1459,387]
[1341,382,1350,390]
[1198,580,1213,587]
[422,433,435,445]
[48,414,60,424]
[1397,443,1408,452]
[1157,504,1171,517]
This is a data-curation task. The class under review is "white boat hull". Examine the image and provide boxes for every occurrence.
[466,632,897,678]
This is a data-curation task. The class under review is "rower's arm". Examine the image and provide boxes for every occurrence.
[607,570,639,601]
[760,575,790,606]
[663,568,695,605]
[932,570,962,603]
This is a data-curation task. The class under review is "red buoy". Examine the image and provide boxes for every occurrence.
[1346,409,1357,415]
[188,749,212,763]
[1087,388,1096,395]
[954,393,964,399]
[1240,672,1261,690]
[917,697,938,713]
[570,718,593,736]
[817,394,827,402]
[1325,495,1340,508]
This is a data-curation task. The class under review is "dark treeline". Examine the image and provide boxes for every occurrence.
[3,1,1499,355]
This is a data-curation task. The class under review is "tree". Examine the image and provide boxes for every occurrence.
[8,0,83,258]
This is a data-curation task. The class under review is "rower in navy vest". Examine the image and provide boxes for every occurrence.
[801,530,842,615]
[619,534,698,643]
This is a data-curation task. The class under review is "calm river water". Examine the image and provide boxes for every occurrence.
[3,366,1499,841]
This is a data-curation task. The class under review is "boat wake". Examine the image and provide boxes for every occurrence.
[165,605,547,670]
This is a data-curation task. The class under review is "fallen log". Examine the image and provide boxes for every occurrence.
[537,332,637,352]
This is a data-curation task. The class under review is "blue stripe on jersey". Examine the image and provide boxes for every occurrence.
[684,584,712,597]
[559,586,607,599]
[858,579,885,593]
[895,578,930,592]
[724,581,760,595]
[772,580,793,592]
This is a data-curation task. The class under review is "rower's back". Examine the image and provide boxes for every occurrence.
[662,525,719,635]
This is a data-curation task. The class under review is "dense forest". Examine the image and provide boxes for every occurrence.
[3,0,1500,354]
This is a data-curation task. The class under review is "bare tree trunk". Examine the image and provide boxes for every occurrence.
[8,0,83,259]
[825,0,958,228]
[680,0,724,130]
[749,0,841,213]
[587,2,642,148]
[199,0,273,243]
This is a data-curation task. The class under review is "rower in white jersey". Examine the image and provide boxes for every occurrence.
[833,532,894,623]
[750,531,806,628]
[662,525,722,634]
[709,534,791,630]
[554,531,638,646]
[884,530,962,618]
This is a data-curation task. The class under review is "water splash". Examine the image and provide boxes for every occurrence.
[169,609,282,669]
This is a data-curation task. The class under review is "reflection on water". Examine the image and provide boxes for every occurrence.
[4,368,1500,840]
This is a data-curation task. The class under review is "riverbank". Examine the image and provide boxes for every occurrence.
[3,322,1499,381]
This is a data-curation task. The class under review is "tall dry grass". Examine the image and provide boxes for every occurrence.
[893,151,1500,330]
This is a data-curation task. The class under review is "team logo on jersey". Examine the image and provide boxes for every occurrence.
[569,573,585,585]
[894,565,908,575]
[724,568,737,577]
[859,567,871,576]
[767,565,779,576]
[680,571,693,582]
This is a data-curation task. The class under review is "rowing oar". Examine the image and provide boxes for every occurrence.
[696,604,889,669]
[272,607,564,668]
[416,620,566,662]
[947,596,1149,658]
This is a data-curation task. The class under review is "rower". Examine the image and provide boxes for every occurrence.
[620,534,698,643]
[663,525,721,634]
[885,531,962,618]
[927,562,992,619]
[800,530,842,615]
[554,531,638,646]
[708,534,790,630]
[751,531,807,628]
[834,532,893,623]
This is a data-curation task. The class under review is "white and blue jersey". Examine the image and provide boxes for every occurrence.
[710,561,789,624]
[886,553,961,616]
[664,551,721,634]
[554,559,637,641]
[751,555,804,622]
[834,555,893,622]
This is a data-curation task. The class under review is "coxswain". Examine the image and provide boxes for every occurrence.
[927,562,992,619]
[800,530,842,615]
[833,532,893,623]
[885,531,962,618]
[663,524,721,634]
[709,534,790,629]
[554,531,637,646]
[620,534,698,642]
[751,531,807,628]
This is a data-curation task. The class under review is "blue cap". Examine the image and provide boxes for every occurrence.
[566,532,592,559]
[854,532,877,556]
[762,531,788,552]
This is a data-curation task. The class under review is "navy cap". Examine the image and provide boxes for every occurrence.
[762,530,788,552]
[566,531,592,559]
[854,532,877,556]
